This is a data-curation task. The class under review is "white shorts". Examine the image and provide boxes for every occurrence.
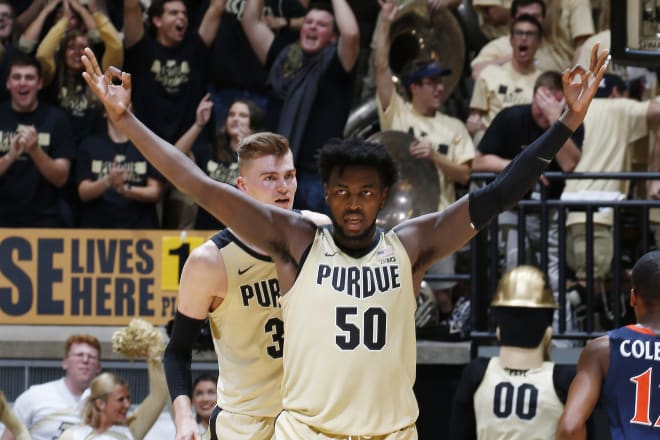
[274,410,417,440]
[210,407,275,440]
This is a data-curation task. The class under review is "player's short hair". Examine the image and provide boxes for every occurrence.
[237,132,291,172]
[318,137,399,189]
[632,251,660,305]
[65,334,101,358]
[82,373,128,426]
[533,70,562,93]
[8,54,42,78]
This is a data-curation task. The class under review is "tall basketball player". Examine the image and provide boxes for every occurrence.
[82,44,608,439]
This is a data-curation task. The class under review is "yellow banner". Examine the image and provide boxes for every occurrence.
[0,229,213,325]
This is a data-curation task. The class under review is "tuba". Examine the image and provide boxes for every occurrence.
[345,0,467,138]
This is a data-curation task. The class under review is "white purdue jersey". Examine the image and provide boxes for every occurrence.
[280,228,418,435]
[474,358,564,440]
[12,378,84,440]
[208,229,283,417]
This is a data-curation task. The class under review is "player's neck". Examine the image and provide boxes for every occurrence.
[499,345,544,370]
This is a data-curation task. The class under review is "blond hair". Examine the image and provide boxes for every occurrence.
[237,132,291,172]
[82,373,128,427]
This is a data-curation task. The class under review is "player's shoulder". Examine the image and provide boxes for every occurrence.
[186,238,225,269]
[299,209,331,227]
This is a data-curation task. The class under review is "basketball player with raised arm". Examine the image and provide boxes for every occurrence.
[164,133,328,440]
[82,44,607,439]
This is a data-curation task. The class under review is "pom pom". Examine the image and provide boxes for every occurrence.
[112,318,165,361]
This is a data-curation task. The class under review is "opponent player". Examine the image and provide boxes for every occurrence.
[82,44,607,438]
[557,250,660,439]
[164,133,329,440]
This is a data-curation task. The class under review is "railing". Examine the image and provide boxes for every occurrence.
[424,171,660,353]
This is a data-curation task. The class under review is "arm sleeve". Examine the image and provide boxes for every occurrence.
[163,311,206,401]
[127,358,169,440]
[468,121,573,230]
[449,358,489,440]
[35,17,68,86]
[93,12,124,70]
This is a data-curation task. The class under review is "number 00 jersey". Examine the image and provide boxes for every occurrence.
[208,229,284,417]
[603,325,660,440]
[280,228,418,436]
[450,356,575,439]
[473,358,565,440]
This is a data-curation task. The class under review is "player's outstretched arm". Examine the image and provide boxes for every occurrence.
[557,336,609,440]
[81,48,314,259]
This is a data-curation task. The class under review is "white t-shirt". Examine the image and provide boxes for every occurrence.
[12,378,85,440]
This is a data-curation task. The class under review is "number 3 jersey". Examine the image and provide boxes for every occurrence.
[208,229,283,417]
[280,227,418,435]
[603,325,660,440]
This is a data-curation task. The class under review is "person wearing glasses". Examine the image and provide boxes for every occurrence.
[373,0,475,294]
[1,334,102,440]
[467,14,544,143]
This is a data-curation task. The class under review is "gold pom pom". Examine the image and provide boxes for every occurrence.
[112,318,165,361]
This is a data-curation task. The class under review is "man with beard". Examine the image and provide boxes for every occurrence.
[81,43,608,439]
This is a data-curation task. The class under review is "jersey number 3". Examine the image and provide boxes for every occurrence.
[265,317,284,359]
[335,306,387,350]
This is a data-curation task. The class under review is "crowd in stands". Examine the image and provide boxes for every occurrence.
[1,0,656,331]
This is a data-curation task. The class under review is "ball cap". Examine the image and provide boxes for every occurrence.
[403,60,452,88]
[491,265,557,309]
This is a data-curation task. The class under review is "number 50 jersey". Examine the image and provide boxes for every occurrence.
[280,227,418,436]
[208,229,284,417]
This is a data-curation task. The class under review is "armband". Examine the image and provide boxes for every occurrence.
[469,121,572,230]
[163,311,206,400]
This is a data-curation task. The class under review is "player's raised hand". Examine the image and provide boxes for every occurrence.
[81,47,131,122]
[560,42,608,130]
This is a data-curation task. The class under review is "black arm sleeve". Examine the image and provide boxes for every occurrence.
[468,121,573,230]
[163,311,206,401]
[449,357,490,440]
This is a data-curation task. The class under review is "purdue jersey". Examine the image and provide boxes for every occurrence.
[280,228,418,435]
[603,325,660,440]
[208,229,283,417]
[472,358,565,439]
